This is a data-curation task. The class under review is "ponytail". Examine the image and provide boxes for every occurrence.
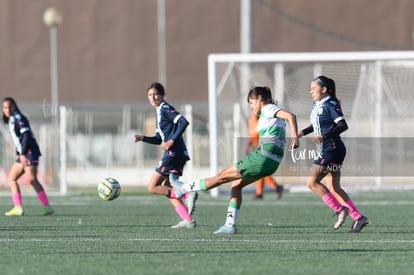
[313,76,340,104]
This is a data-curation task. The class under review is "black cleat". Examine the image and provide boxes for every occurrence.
[350,216,369,233]
[275,185,284,200]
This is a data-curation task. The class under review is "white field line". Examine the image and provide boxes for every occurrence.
[15,194,413,206]
[48,200,414,206]
[13,201,413,206]
[0,238,413,244]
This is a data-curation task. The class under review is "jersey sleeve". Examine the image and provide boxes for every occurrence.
[327,100,345,123]
[14,113,30,134]
[161,103,189,141]
[143,133,162,145]
[262,104,282,118]
[161,103,180,123]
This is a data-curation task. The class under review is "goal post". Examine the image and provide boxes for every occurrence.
[208,51,414,196]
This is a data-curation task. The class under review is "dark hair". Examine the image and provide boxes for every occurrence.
[313,76,340,103]
[2,97,19,124]
[147,82,165,97]
[247,86,274,104]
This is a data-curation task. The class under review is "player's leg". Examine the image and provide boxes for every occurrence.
[324,171,349,229]
[308,166,349,229]
[307,164,343,212]
[214,177,256,234]
[177,163,243,194]
[254,178,265,199]
[172,156,198,216]
[169,197,196,229]
[167,175,196,229]
[306,164,329,196]
[177,150,274,194]
[147,172,171,196]
[147,172,195,228]
[263,176,284,199]
[325,171,349,204]
[324,141,348,205]
[326,170,368,232]
[166,154,198,219]
[5,162,25,216]
[206,164,244,188]
[264,176,277,189]
[213,152,273,234]
[326,169,362,219]
[25,164,54,215]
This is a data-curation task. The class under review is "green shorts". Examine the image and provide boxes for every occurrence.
[235,148,281,180]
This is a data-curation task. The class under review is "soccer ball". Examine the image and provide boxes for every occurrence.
[98,178,121,201]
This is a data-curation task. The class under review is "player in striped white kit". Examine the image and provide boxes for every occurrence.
[298,76,369,233]
[2,97,54,216]
[134,82,197,229]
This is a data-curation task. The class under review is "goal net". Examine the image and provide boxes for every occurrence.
[207,51,414,196]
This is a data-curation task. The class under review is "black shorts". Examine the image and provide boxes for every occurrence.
[314,138,346,168]
[155,150,190,176]
[16,148,41,167]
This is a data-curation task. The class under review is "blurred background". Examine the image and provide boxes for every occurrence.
[0,0,413,193]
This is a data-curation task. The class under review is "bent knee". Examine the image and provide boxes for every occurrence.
[306,180,317,190]
[8,180,18,186]
[147,185,156,194]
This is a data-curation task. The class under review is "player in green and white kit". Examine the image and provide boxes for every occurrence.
[171,86,299,234]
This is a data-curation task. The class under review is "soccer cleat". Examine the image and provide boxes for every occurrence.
[350,216,369,233]
[275,185,284,200]
[171,219,196,229]
[5,206,24,217]
[253,194,263,200]
[169,173,185,198]
[184,191,198,215]
[333,207,349,230]
[213,224,237,234]
[42,205,55,216]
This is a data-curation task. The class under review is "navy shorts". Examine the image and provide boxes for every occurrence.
[314,138,346,168]
[155,150,190,176]
[16,148,41,167]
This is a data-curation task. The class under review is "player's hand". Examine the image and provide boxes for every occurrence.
[134,135,143,142]
[162,139,174,150]
[312,136,324,144]
[288,138,299,151]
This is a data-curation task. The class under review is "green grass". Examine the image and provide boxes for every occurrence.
[0,190,413,275]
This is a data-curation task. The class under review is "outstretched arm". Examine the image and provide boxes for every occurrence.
[134,133,162,145]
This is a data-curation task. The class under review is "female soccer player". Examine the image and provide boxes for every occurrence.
[171,86,299,234]
[246,112,284,200]
[2,97,54,216]
[298,76,369,233]
[134,82,197,229]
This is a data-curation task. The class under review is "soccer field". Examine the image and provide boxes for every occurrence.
[0,190,413,275]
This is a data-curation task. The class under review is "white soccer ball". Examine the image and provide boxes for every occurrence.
[98,178,121,201]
